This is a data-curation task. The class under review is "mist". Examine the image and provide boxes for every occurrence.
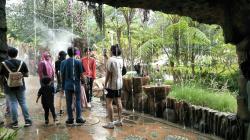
[35,20,78,57]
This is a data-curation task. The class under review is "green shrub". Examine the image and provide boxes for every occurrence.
[164,64,239,93]
[169,84,237,113]
[195,70,239,93]
[164,80,174,85]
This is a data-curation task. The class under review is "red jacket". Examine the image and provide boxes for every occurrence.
[81,57,96,79]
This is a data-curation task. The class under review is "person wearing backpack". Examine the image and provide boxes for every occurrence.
[0,47,32,128]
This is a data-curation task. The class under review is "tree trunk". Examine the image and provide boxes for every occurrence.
[191,47,195,78]
[0,0,8,62]
[170,60,177,82]
[128,23,133,70]
[116,27,121,47]
[175,38,180,65]
[0,0,8,106]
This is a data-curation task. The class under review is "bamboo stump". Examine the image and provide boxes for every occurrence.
[142,85,171,116]
[164,98,177,122]
[122,77,150,111]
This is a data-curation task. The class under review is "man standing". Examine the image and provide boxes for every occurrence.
[103,44,123,129]
[81,48,96,108]
[55,51,67,115]
[60,47,85,125]
[0,47,32,128]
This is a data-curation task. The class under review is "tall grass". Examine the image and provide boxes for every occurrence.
[169,84,237,113]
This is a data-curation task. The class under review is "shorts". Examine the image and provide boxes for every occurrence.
[106,89,122,98]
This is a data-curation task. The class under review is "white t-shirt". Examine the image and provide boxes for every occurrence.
[106,56,123,90]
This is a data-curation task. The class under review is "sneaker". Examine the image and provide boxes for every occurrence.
[11,121,18,128]
[76,118,86,125]
[65,119,74,126]
[103,122,114,129]
[24,120,32,127]
[113,120,123,126]
[87,103,91,108]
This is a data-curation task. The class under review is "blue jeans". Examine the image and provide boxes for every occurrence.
[65,89,82,120]
[5,90,31,123]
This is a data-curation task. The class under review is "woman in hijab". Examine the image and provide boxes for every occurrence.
[38,51,55,86]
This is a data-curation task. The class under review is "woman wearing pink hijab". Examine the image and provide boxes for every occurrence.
[38,52,55,85]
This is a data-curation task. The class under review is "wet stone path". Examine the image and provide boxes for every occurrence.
[1,76,221,140]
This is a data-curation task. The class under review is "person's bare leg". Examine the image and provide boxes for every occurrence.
[115,97,123,121]
[106,98,114,122]
[58,91,64,115]
[103,98,115,129]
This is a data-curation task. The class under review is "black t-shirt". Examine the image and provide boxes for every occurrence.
[37,85,54,105]
[0,58,29,90]
[55,59,62,83]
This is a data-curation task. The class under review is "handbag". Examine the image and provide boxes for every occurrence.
[122,65,127,76]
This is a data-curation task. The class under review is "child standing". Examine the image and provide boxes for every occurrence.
[36,76,59,125]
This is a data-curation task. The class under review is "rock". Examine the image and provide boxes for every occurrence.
[93,77,105,97]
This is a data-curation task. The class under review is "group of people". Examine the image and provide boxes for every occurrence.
[0,42,125,130]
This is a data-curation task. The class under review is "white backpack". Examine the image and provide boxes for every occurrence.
[2,61,24,87]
